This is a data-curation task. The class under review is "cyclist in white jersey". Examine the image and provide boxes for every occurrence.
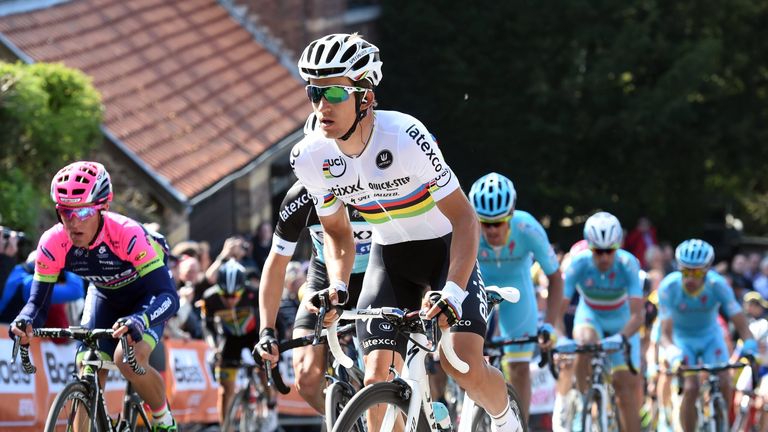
[258,33,520,432]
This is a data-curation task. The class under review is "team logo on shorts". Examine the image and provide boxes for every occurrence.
[375,150,393,169]
[379,322,393,332]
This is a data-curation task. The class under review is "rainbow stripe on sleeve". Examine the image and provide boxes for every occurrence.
[354,184,435,224]
[321,193,337,209]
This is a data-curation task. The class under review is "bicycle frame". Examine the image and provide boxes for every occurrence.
[381,332,439,431]
[585,350,613,430]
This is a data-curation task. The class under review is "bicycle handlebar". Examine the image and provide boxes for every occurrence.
[11,326,146,375]
[550,336,637,377]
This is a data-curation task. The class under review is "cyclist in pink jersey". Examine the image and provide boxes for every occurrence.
[10,161,179,431]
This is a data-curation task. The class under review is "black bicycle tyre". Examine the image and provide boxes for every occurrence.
[222,388,249,432]
[326,381,357,430]
[470,383,529,432]
[581,388,604,432]
[713,395,728,432]
[44,381,96,432]
[332,381,431,432]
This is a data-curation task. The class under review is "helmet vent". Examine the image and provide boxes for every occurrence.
[352,57,370,72]
[340,45,356,63]
[75,175,91,184]
[314,44,325,66]
[72,188,85,195]
[326,41,341,63]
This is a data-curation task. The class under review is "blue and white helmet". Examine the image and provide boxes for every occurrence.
[675,239,714,269]
[218,259,246,296]
[468,173,517,222]
[584,212,623,249]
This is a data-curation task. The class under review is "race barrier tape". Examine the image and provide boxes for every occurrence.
[0,325,315,430]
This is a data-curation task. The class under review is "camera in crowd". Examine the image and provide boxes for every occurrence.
[2,226,26,242]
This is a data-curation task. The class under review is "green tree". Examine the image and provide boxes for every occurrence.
[378,0,768,246]
[0,61,102,233]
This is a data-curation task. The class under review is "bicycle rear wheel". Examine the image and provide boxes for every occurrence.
[44,381,96,432]
[332,381,430,432]
[469,383,528,432]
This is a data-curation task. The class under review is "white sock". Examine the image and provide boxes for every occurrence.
[490,400,522,432]
[151,401,174,426]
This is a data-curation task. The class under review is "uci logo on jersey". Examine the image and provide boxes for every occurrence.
[323,157,346,178]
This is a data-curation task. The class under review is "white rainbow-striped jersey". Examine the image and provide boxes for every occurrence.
[289,110,460,245]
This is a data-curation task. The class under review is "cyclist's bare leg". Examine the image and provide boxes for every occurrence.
[429,357,448,403]
[217,375,236,425]
[680,374,700,432]
[114,340,167,409]
[503,361,530,421]
[573,325,598,393]
[440,332,508,417]
[292,327,328,413]
[363,349,405,431]
[718,369,733,418]
[613,368,641,432]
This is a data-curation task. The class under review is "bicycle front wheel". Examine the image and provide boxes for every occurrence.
[469,384,528,432]
[222,388,264,432]
[332,381,430,432]
[45,381,96,432]
[581,388,604,432]
[712,395,728,432]
[326,381,356,430]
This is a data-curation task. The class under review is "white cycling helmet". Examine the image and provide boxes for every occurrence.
[583,212,623,249]
[298,33,383,86]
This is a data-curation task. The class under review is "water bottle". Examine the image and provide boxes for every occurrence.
[432,401,452,431]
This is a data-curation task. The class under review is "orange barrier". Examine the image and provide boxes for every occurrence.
[0,325,315,430]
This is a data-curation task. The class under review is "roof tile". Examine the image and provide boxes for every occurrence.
[0,0,307,198]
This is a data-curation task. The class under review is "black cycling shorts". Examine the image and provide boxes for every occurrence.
[356,234,488,357]
[294,256,364,330]
[217,333,259,368]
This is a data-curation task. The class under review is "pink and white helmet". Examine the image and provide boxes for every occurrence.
[50,161,113,206]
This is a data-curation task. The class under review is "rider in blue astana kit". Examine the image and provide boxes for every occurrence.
[563,211,644,432]
[469,172,563,422]
[658,239,756,432]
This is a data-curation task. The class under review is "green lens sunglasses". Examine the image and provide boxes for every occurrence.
[306,85,368,104]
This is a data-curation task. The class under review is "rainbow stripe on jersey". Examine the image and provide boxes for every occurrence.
[354,183,435,224]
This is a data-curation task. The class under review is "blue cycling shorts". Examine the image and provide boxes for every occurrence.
[573,303,640,373]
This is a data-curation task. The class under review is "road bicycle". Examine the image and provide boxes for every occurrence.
[220,357,277,432]
[552,335,637,432]
[327,286,527,432]
[259,318,364,431]
[11,325,151,432]
[731,356,760,432]
[669,359,749,432]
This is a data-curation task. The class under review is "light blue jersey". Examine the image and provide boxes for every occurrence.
[657,270,741,364]
[477,210,559,361]
[565,249,642,370]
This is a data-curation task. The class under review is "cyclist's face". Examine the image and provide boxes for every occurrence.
[308,77,367,140]
[480,220,510,246]
[58,205,104,248]
[591,248,616,272]
[681,267,707,292]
